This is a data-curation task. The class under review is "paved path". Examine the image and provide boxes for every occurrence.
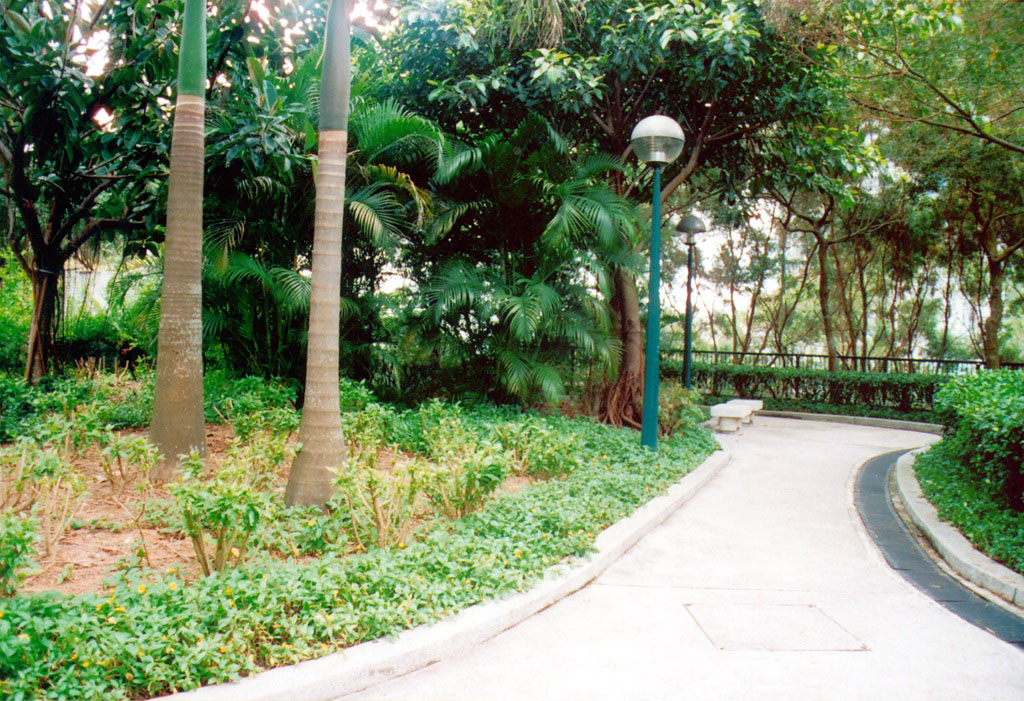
[341,417,1024,701]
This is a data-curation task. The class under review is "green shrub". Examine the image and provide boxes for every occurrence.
[933,370,1024,510]
[915,441,1024,575]
[0,511,37,597]
[658,383,705,437]
[0,375,33,443]
[0,317,26,374]
[203,371,298,424]
[170,453,274,576]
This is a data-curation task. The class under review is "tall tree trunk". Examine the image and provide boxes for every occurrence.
[982,255,1004,369]
[599,265,644,428]
[815,239,839,372]
[151,0,207,481]
[285,0,352,507]
[24,265,60,381]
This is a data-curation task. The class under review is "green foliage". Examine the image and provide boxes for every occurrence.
[0,399,716,699]
[97,434,159,494]
[915,441,1024,576]
[0,254,30,373]
[658,383,705,438]
[0,371,154,443]
[203,370,298,424]
[0,511,36,597]
[170,453,274,577]
[490,416,582,478]
[933,370,1024,510]
[675,361,950,416]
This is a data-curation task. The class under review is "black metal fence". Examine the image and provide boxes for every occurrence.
[664,349,1022,375]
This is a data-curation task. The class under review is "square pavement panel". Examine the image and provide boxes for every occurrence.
[685,603,868,652]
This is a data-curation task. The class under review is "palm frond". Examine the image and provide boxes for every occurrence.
[346,184,404,249]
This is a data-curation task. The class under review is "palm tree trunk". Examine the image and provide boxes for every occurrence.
[151,0,207,481]
[285,0,352,507]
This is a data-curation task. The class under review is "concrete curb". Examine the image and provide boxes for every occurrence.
[162,449,731,701]
[894,450,1024,608]
[759,409,943,435]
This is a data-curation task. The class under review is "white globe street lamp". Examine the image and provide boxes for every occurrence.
[631,115,685,451]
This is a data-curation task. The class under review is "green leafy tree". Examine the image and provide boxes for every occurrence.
[375,0,851,424]
[0,1,175,381]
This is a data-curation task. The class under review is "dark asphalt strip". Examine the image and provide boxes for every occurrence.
[855,450,1024,651]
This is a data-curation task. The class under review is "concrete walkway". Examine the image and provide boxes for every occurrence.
[341,417,1024,700]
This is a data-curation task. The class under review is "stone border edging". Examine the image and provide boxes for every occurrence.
[759,409,943,434]
[161,449,731,701]
[894,450,1024,608]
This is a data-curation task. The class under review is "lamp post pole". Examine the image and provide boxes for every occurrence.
[676,213,706,391]
[630,115,684,451]
[640,165,664,449]
[683,239,695,389]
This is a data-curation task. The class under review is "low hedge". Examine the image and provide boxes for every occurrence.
[665,361,951,417]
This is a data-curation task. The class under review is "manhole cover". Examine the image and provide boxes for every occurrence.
[685,603,868,652]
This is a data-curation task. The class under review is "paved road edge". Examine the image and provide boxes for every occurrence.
[161,448,732,701]
[894,450,1024,608]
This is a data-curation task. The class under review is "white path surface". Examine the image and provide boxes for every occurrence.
[340,417,1024,701]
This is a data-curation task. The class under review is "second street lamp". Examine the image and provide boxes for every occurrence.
[631,115,684,451]
[676,213,707,390]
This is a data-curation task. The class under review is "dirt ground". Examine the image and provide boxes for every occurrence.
[18,424,535,598]
[20,424,238,596]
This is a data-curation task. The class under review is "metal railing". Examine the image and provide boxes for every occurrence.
[664,349,1022,375]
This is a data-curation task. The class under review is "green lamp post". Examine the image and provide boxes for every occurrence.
[632,115,685,450]
[677,213,706,390]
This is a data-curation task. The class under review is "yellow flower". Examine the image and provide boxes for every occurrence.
[224,588,232,596]
[514,550,522,558]
[81,661,90,668]
[398,542,406,549]
[228,599,235,607]
[307,519,316,527]
[116,606,126,613]
[0,609,4,618]
[137,584,147,594]
[326,614,333,622]
[165,646,173,654]
[18,633,28,640]
[166,567,175,574]
[218,646,227,653]
[169,582,177,590]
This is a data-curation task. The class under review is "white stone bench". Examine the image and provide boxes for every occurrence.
[727,399,763,424]
[710,403,750,432]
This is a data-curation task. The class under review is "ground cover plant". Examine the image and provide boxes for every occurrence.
[0,369,715,699]
[914,370,1024,576]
